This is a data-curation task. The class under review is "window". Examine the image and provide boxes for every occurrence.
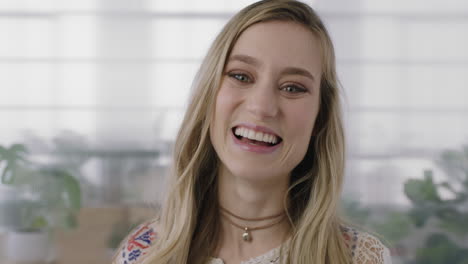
[1,0,467,263]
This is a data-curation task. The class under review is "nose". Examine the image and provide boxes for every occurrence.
[245,79,279,119]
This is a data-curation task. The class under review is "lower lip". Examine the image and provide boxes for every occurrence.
[231,132,281,154]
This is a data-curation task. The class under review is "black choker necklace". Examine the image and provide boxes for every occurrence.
[219,206,286,242]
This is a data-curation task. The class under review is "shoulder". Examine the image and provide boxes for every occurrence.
[340,226,392,264]
[112,219,159,264]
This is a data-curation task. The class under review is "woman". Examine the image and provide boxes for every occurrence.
[113,0,392,263]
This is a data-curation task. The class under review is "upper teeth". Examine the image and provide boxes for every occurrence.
[234,127,279,144]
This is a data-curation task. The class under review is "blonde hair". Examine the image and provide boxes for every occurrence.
[143,0,351,263]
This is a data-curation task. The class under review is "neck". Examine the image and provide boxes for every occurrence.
[215,165,291,262]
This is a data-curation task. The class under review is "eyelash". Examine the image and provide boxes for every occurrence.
[227,72,252,83]
[227,72,308,95]
[280,84,307,94]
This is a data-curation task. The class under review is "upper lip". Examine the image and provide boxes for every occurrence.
[232,123,281,138]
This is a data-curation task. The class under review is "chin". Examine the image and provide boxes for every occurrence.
[223,160,289,184]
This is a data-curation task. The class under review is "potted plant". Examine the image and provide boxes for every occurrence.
[404,145,468,263]
[0,143,82,262]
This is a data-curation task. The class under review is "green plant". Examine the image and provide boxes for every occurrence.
[0,144,29,184]
[411,233,468,264]
[404,145,468,263]
[342,197,412,246]
[0,143,82,231]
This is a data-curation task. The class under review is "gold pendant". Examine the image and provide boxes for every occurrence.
[242,227,251,242]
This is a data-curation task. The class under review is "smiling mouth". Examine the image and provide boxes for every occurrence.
[232,126,282,147]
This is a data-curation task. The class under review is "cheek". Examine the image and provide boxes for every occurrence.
[283,101,319,164]
[289,103,318,140]
[213,84,242,122]
[216,83,239,108]
[210,84,240,142]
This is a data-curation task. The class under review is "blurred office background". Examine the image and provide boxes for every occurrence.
[0,0,467,263]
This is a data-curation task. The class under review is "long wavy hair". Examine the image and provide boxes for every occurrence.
[143,0,351,263]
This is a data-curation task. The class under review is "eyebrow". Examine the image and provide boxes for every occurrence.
[228,54,316,82]
[229,54,261,67]
[281,67,316,82]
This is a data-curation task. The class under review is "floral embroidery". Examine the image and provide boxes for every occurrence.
[114,222,391,264]
[127,228,155,251]
[128,249,142,261]
[341,226,359,256]
[118,221,157,264]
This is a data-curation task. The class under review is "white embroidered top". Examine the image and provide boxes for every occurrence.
[112,220,392,264]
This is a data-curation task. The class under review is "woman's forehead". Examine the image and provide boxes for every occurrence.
[228,20,322,76]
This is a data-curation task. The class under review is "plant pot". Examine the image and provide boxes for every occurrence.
[6,230,55,263]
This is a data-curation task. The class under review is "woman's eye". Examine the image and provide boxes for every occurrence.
[228,73,251,83]
[281,84,307,94]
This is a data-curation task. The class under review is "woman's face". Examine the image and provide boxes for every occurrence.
[210,20,322,183]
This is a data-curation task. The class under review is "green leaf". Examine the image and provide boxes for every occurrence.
[414,233,462,264]
[65,212,78,229]
[9,144,28,156]
[0,144,30,184]
[438,213,468,236]
[31,216,48,230]
[408,207,432,227]
[37,168,82,212]
[62,173,81,211]
[404,174,441,204]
